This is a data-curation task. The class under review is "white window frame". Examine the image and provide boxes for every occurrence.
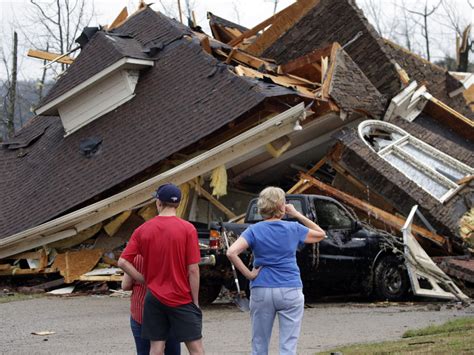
[358,120,473,203]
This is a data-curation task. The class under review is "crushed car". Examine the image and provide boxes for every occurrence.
[199,194,412,304]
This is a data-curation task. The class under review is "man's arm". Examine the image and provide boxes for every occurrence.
[121,272,134,291]
[188,263,200,307]
[118,258,145,285]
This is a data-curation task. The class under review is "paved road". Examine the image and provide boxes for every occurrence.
[0,295,472,354]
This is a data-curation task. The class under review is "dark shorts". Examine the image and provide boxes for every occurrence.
[142,291,202,342]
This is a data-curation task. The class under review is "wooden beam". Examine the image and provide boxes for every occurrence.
[245,0,320,56]
[299,173,448,247]
[0,267,56,276]
[424,97,474,141]
[321,44,341,100]
[330,161,397,213]
[107,7,129,31]
[278,43,335,75]
[191,181,237,219]
[27,49,74,65]
[78,275,123,282]
[228,13,277,47]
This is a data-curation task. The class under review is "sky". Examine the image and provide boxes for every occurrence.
[0,0,473,81]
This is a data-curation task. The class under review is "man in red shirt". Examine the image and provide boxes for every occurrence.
[119,183,204,355]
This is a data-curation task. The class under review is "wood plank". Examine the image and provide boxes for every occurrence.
[27,49,74,65]
[191,181,237,219]
[299,173,448,247]
[279,43,334,75]
[0,264,12,271]
[321,44,341,99]
[228,13,277,47]
[287,156,326,193]
[108,7,128,31]
[78,275,123,282]
[330,161,397,213]
[0,267,56,276]
[245,0,320,56]
[226,49,274,71]
[234,65,316,98]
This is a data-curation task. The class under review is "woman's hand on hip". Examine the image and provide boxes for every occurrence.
[248,266,261,280]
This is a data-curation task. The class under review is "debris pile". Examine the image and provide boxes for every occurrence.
[1,0,473,297]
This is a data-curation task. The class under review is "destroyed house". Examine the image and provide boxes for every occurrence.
[206,0,473,251]
[0,4,386,267]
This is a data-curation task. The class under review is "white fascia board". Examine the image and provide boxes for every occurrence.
[0,103,306,258]
[36,57,154,115]
[448,73,474,97]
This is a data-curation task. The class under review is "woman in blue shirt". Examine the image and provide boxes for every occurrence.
[227,186,326,355]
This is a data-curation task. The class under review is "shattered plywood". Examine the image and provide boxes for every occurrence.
[51,249,103,283]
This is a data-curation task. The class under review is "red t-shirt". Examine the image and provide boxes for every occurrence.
[130,255,146,324]
[121,216,201,307]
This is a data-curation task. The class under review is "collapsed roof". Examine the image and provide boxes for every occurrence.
[1,4,387,249]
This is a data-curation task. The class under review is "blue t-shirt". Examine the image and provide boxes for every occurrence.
[241,220,309,288]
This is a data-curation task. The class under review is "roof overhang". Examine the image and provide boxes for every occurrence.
[36,57,154,116]
[0,103,306,258]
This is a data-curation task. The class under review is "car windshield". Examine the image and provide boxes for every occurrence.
[315,200,353,229]
[247,198,304,222]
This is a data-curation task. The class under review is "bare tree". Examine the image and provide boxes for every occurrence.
[359,0,399,39]
[439,0,473,71]
[6,32,18,139]
[405,0,442,61]
[0,31,18,139]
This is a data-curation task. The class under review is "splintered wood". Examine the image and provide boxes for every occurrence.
[298,172,448,248]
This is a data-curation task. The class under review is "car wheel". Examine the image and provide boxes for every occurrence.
[374,255,409,301]
[199,283,222,305]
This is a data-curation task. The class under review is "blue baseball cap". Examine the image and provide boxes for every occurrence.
[154,183,181,203]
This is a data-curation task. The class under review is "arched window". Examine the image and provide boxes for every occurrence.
[358,120,473,202]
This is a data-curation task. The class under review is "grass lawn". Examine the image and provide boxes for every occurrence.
[318,317,474,354]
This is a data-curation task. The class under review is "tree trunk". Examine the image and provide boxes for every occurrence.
[7,31,18,139]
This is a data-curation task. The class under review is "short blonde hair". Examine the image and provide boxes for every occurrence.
[257,186,285,219]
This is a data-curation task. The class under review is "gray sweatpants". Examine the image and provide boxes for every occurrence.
[249,287,304,355]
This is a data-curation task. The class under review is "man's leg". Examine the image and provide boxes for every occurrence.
[150,340,166,355]
[184,338,204,355]
[275,288,304,355]
[142,292,170,355]
[250,287,276,355]
[168,303,203,355]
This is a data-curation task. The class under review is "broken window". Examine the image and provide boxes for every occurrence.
[359,120,473,202]
[314,200,352,230]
